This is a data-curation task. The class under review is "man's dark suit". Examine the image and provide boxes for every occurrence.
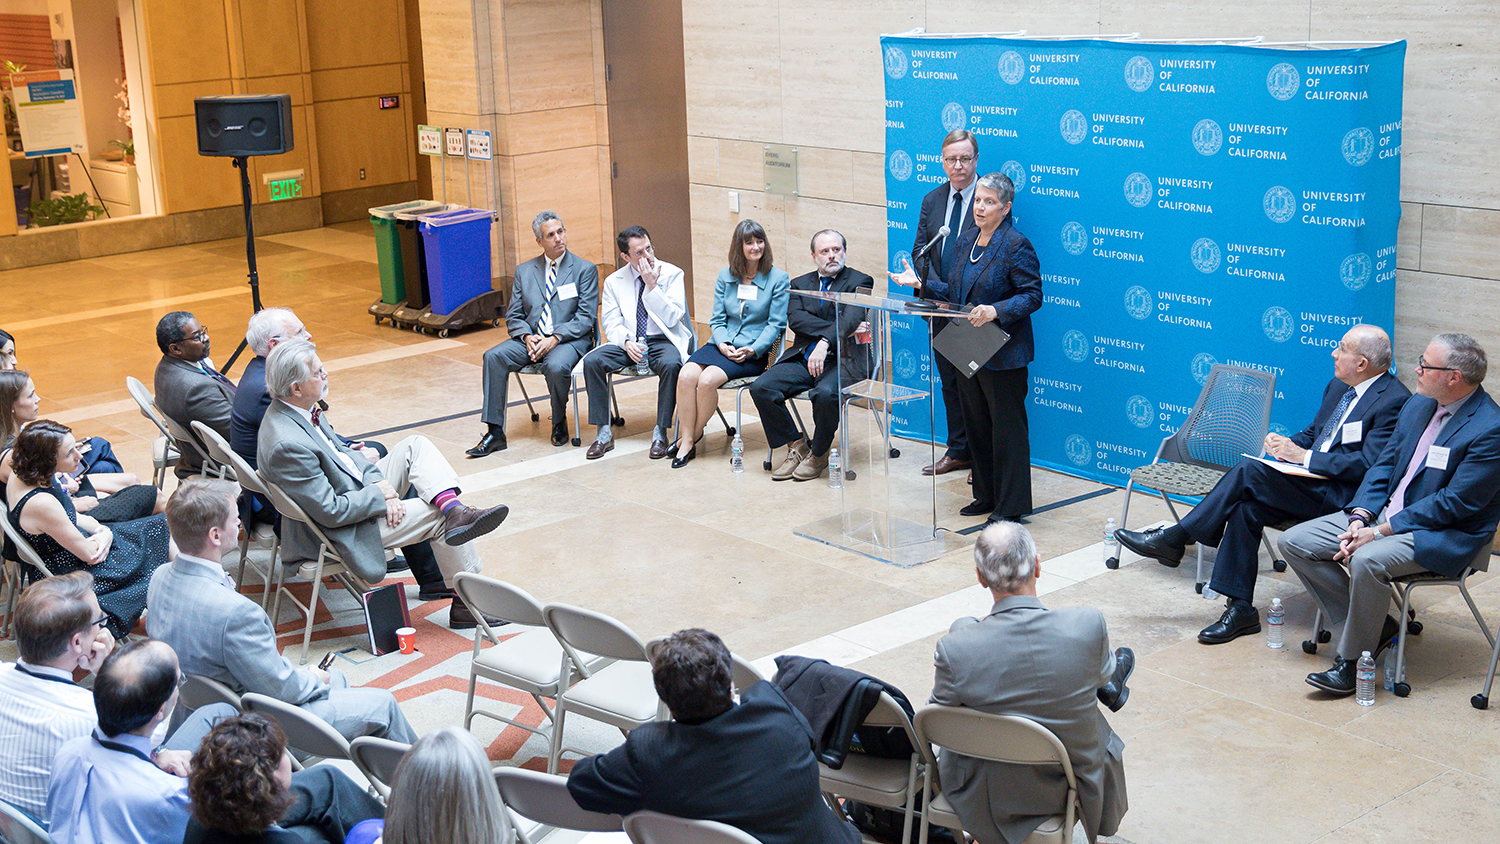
[913,182,976,461]
[1182,372,1409,601]
[566,682,860,844]
[749,266,873,457]
[154,355,235,476]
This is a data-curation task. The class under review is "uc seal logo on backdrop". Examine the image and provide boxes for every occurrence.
[1342,127,1375,166]
[894,349,918,381]
[1062,330,1089,362]
[1267,63,1299,101]
[891,250,912,274]
[1263,186,1295,223]
[1192,119,1222,155]
[999,51,1025,85]
[1065,435,1092,467]
[1340,253,1372,290]
[884,46,908,79]
[1060,110,1088,145]
[1124,286,1153,320]
[1125,56,1153,92]
[941,103,967,133]
[1191,353,1218,385]
[888,151,913,182]
[1002,160,1026,192]
[1126,396,1154,429]
[1262,306,1295,343]
[1061,222,1087,255]
[1190,238,1221,274]
[1124,173,1153,208]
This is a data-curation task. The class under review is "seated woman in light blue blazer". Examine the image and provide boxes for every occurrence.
[670,219,790,468]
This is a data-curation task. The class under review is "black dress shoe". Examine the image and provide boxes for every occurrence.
[466,432,507,457]
[959,500,995,517]
[1306,657,1357,696]
[417,584,456,601]
[1198,600,1262,645]
[448,599,509,631]
[1115,527,1186,568]
[665,440,681,459]
[1097,647,1135,712]
[386,555,409,574]
[670,445,697,469]
[551,422,568,447]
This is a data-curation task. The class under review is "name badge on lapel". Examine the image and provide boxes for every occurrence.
[556,283,578,301]
[736,283,758,301]
[1341,421,1362,444]
[1427,445,1451,471]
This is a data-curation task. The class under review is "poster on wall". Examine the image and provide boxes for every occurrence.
[881,37,1405,488]
[10,69,87,158]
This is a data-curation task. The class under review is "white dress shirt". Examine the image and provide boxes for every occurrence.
[0,660,98,819]
[48,730,191,844]
[288,403,360,476]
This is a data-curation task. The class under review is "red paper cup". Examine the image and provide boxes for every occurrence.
[855,324,873,344]
[396,627,416,655]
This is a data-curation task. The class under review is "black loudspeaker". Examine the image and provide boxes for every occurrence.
[194,94,293,157]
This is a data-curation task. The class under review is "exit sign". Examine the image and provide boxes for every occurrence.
[268,178,303,201]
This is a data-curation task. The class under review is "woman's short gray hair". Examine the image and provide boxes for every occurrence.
[974,521,1038,593]
[245,307,296,357]
[384,727,514,844]
[265,339,319,400]
[976,172,1016,205]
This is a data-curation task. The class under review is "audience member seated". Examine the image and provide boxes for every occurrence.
[47,639,378,844]
[1283,333,1500,696]
[580,225,694,461]
[469,210,599,455]
[567,628,860,844]
[931,522,1129,844]
[750,229,873,482]
[256,339,508,629]
[668,220,790,469]
[345,726,512,844]
[6,420,171,637]
[0,368,161,521]
[185,713,384,844]
[154,310,237,477]
[149,478,418,742]
[1115,324,1409,644]
[0,573,228,823]
[0,327,15,369]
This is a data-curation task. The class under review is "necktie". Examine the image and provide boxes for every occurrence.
[200,363,232,387]
[940,190,963,275]
[311,406,321,427]
[1315,387,1357,451]
[1387,406,1451,518]
[819,276,828,294]
[635,277,649,342]
[539,259,557,336]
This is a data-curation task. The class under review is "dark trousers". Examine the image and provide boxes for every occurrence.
[932,323,970,461]
[750,353,843,456]
[956,366,1031,520]
[337,440,442,588]
[481,338,586,430]
[1179,458,1350,602]
[581,338,682,436]
[279,765,385,844]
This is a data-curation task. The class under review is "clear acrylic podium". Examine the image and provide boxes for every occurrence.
[790,290,974,567]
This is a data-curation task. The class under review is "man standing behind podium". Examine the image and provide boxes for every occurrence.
[895,129,978,479]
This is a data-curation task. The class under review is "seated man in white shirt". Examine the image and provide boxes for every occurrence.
[148,478,417,743]
[0,572,227,824]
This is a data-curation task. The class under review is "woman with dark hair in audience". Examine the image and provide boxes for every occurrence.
[0,329,16,370]
[186,714,383,844]
[344,726,514,844]
[667,219,790,468]
[4,419,169,637]
[0,369,162,520]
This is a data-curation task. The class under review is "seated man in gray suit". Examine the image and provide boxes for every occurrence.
[469,210,599,455]
[932,522,1130,844]
[148,478,417,741]
[154,310,236,477]
[256,339,509,629]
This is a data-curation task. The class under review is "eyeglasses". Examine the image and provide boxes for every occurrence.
[183,327,209,343]
[1417,356,1459,373]
[942,155,976,166]
[90,614,109,630]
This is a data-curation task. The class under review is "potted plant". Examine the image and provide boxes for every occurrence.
[28,194,105,227]
[103,138,134,164]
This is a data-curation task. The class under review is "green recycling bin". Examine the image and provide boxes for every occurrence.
[369,200,447,305]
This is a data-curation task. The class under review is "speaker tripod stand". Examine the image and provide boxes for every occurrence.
[219,154,263,376]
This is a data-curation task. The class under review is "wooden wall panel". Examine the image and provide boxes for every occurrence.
[238,0,306,79]
[156,114,240,212]
[144,0,231,85]
[314,97,412,192]
[305,0,405,69]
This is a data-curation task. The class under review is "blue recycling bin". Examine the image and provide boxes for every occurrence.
[418,208,495,316]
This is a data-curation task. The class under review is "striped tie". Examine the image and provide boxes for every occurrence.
[539,259,557,335]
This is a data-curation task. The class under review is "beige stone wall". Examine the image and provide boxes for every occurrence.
[682,2,1500,373]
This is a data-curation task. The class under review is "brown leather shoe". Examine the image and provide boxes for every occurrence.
[442,503,510,546]
[922,455,973,476]
[585,438,615,460]
[649,440,670,460]
[448,598,508,631]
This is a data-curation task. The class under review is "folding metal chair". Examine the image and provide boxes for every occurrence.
[240,693,367,788]
[178,673,243,712]
[0,499,55,639]
[124,375,179,487]
[349,736,410,800]
[817,691,930,844]
[540,602,661,773]
[0,797,52,844]
[493,767,623,844]
[623,810,760,844]
[192,421,280,605]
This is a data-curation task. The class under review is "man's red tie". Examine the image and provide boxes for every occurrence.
[311,407,321,427]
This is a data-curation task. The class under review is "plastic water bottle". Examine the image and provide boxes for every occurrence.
[1384,652,1397,691]
[1356,650,1377,706]
[1102,517,1119,564]
[828,448,843,489]
[730,433,744,473]
[1265,598,1285,648]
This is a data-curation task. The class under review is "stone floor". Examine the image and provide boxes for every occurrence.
[5,222,1500,843]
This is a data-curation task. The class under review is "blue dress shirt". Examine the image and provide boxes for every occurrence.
[48,730,191,844]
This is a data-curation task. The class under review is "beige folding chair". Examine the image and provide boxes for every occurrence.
[349,736,410,800]
[0,501,55,640]
[147,389,232,480]
[818,691,930,844]
[914,705,1081,844]
[540,602,662,774]
[258,475,370,665]
[178,673,243,712]
[492,767,623,844]
[644,636,764,696]
[0,797,52,844]
[192,421,281,604]
[124,376,179,487]
[715,326,787,443]
[240,692,368,790]
[623,810,759,844]
[453,573,607,744]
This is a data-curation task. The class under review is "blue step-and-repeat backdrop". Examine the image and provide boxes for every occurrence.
[882,37,1405,486]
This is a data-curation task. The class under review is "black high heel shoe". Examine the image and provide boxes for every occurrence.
[670,435,703,469]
